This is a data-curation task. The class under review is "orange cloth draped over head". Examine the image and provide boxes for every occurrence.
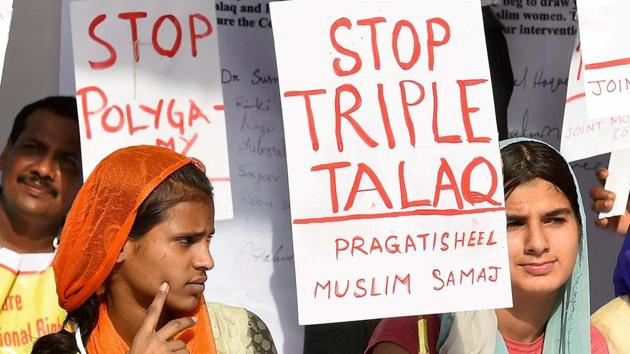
[53,145,216,354]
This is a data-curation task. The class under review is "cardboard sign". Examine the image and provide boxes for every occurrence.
[70,0,233,219]
[0,1,12,85]
[561,37,630,162]
[271,0,511,324]
[577,0,630,123]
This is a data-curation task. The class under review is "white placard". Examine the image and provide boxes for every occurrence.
[70,0,233,219]
[561,36,630,162]
[600,149,630,218]
[0,1,12,85]
[577,0,630,123]
[271,0,511,324]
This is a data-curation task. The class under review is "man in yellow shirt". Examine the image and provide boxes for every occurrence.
[0,96,82,353]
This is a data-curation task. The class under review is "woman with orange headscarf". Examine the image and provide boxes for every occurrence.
[31,145,276,354]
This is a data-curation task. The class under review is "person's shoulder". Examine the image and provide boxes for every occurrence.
[205,302,277,354]
[365,316,420,354]
[592,295,630,323]
[592,295,630,354]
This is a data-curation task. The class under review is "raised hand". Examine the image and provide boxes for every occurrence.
[590,167,630,236]
[128,283,196,354]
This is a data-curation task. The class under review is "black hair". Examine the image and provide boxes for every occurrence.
[8,96,78,145]
[31,163,213,353]
[501,140,581,228]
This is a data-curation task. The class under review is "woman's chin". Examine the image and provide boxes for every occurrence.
[168,295,201,314]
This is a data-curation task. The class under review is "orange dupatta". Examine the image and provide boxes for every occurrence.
[53,145,217,353]
[86,300,217,354]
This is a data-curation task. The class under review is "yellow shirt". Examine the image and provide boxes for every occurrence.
[592,295,630,354]
[0,248,66,354]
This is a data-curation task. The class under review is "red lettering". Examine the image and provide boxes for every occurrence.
[180,133,198,155]
[432,269,444,290]
[189,13,213,57]
[283,89,326,151]
[487,231,497,246]
[335,84,378,151]
[392,20,420,70]
[152,15,182,57]
[461,157,500,205]
[335,238,350,260]
[399,80,424,147]
[432,82,461,143]
[354,279,367,298]
[139,99,164,129]
[344,163,392,211]
[330,18,362,76]
[467,231,477,247]
[351,236,368,256]
[457,79,491,143]
[433,158,464,209]
[125,104,149,135]
[398,161,430,208]
[356,17,386,70]
[370,277,382,296]
[102,106,125,133]
[426,17,450,71]
[118,12,147,62]
[188,100,210,126]
[369,237,383,253]
[311,161,351,213]
[156,136,175,151]
[166,99,184,134]
[314,281,331,299]
[88,14,117,69]
[377,83,395,148]
[76,86,108,139]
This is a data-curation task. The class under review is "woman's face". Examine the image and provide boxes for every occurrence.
[505,178,579,297]
[119,200,215,313]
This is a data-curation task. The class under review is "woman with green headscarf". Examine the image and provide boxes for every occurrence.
[365,138,609,354]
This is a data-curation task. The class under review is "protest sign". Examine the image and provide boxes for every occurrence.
[271,0,511,324]
[561,37,630,162]
[560,36,630,218]
[70,0,232,219]
[577,0,630,122]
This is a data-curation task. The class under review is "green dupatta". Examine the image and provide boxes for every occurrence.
[435,138,591,354]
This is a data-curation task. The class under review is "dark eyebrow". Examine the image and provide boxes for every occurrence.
[544,208,573,218]
[505,213,525,222]
[20,137,44,145]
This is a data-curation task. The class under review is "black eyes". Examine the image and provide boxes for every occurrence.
[176,235,213,246]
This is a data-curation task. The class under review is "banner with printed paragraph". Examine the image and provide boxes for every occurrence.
[70,0,233,219]
[271,0,511,324]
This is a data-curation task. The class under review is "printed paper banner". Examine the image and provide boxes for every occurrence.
[577,0,630,124]
[271,0,511,324]
[0,249,65,353]
[561,36,630,162]
[70,0,233,219]
[0,1,12,85]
